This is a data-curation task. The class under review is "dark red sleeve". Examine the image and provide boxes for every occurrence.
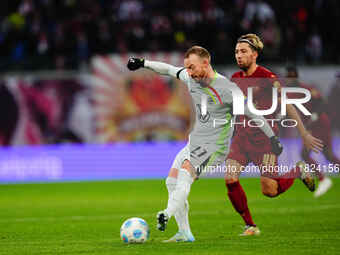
[258,67,284,92]
[231,71,241,82]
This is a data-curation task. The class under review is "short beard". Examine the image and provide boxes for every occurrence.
[197,71,209,87]
[239,64,250,72]
[198,78,209,87]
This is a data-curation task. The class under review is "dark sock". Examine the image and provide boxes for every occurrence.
[226,181,255,226]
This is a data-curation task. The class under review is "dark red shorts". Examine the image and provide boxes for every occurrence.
[227,131,278,172]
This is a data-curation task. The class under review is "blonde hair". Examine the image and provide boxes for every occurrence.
[237,34,264,52]
[184,46,211,62]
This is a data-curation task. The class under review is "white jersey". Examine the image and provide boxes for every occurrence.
[144,60,274,173]
[177,68,236,147]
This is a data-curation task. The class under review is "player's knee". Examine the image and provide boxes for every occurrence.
[181,160,192,170]
[261,178,278,197]
[261,188,278,198]
[180,160,198,180]
[168,168,178,178]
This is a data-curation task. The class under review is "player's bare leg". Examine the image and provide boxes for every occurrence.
[162,167,194,242]
[224,159,260,236]
[260,176,279,197]
[260,153,289,197]
[301,147,322,179]
[302,147,333,197]
[157,160,195,242]
[259,153,280,197]
[312,146,337,197]
[259,153,315,197]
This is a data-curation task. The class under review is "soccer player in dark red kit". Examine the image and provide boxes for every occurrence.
[224,34,324,236]
[286,66,338,197]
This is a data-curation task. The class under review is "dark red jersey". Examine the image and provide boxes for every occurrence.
[231,65,281,140]
[286,82,323,122]
[286,82,332,146]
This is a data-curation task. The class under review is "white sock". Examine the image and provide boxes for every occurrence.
[165,169,193,219]
[166,176,188,232]
[182,199,192,233]
[165,176,177,194]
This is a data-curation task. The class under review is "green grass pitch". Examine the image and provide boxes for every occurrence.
[0,178,339,255]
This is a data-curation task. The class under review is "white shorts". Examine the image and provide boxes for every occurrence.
[170,143,227,176]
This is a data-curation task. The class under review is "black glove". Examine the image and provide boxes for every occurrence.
[270,136,283,156]
[127,58,145,71]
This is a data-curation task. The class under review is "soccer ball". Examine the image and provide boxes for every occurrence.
[120,217,150,244]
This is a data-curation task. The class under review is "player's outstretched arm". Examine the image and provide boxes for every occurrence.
[127,58,183,78]
[244,105,283,156]
[286,104,323,153]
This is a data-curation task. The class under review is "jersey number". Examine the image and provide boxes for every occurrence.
[190,146,207,158]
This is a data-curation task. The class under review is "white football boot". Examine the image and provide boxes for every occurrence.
[240,225,261,236]
[163,230,195,243]
[314,177,333,198]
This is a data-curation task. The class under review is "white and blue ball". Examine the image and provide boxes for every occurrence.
[120,217,150,244]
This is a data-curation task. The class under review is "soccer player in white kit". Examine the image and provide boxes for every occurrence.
[127,46,283,242]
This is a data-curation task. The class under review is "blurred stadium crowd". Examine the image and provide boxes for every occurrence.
[1,0,340,147]
[1,0,340,71]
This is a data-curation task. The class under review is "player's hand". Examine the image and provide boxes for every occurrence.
[302,131,323,153]
[270,136,283,156]
[127,58,144,71]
